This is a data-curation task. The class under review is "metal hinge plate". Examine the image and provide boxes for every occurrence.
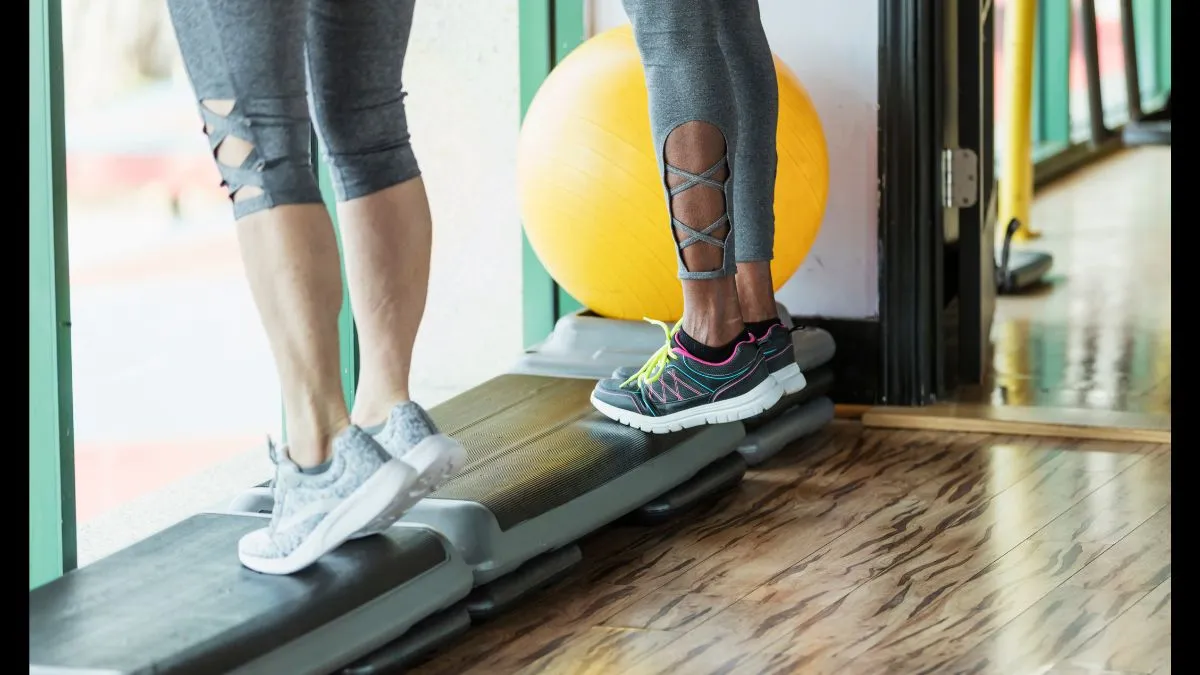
[941,148,979,209]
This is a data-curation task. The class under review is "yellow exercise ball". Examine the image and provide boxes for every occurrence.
[517,24,829,322]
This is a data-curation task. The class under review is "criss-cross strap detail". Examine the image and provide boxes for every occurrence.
[199,102,267,198]
[666,155,730,252]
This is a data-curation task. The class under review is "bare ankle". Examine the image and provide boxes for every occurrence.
[282,403,349,468]
[350,389,410,429]
[284,425,344,468]
[681,277,745,346]
[735,261,778,323]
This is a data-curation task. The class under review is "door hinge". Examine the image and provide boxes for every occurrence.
[941,148,979,209]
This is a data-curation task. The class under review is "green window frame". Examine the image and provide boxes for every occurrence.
[519,0,587,348]
[1033,0,1072,149]
[30,0,76,590]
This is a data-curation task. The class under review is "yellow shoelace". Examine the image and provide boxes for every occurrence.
[621,318,682,388]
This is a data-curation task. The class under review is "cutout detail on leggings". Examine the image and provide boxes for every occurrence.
[660,119,734,280]
[201,99,265,202]
[668,157,730,251]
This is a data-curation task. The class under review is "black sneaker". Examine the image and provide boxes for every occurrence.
[612,321,807,396]
[590,319,784,434]
[754,322,807,395]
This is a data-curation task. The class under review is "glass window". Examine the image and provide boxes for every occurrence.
[1093,0,1131,129]
[63,1,280,565]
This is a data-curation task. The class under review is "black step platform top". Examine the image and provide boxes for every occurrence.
[428,375,732,531]
[30,514,448,675]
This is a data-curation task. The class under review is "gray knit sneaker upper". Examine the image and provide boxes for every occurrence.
[373,401,441,458]
[238,426,392,563]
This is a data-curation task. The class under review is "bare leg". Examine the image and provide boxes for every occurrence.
[199,100,348,470]
[237,207,349,468]
[169,0,423,577]
[301,0,429,429]
[337,180,432,427]
[735,261,779,323]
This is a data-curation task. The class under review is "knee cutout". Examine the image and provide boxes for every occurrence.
[662,120,734,278]
[201,99,264,202]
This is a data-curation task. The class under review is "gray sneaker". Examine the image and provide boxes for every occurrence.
[237,426,417,575]
[354,401,467,537]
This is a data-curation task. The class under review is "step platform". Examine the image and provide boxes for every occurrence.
[406,375,746,585]
[740,366,836,466]
[235,375,746,586]
[29,514,472,675]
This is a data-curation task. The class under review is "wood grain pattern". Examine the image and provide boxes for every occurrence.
[861,404,1171,444]
[406,421,1170,675]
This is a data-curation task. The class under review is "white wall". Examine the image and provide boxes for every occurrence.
[589,0,880,319]
[405,2,524,401]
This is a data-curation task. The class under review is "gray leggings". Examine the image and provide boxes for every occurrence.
[166,0,418,220]
[623,0,778,280]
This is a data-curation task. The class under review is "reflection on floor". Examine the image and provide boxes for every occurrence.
[867,147,1170,439]
[987,148,1170,415]
[410,422,1171,675]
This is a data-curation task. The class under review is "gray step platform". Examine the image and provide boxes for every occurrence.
[632,366,836,523]
[741,395,835,465]
[407,374,744,584]
[742,362,836,465]
[29,514,473,675]
[342,605,471,674]
[227,375,744,589]
[511,302,836,381]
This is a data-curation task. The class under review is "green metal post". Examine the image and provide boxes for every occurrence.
[312,139,359,408]
[1033,0,1072,145]
[1156,0,1170,92]
[519,0,559,347]
[30,0,77,589]
[552,0,587,318]
[1132,0,1159,101]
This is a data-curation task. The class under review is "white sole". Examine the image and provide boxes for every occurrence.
[591,376,785,434]
[772,362,808,396]
[239,458,417,576]
[352,434,467,538]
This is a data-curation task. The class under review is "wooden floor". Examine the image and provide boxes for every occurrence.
[865,147,1171,440]
[411,422,1171,674]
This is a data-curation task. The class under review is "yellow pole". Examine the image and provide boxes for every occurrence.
[999,0,1040,240]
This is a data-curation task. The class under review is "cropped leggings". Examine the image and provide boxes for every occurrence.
[167,0,776,282]
[166,0,419,221]
[623,0,779,280]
